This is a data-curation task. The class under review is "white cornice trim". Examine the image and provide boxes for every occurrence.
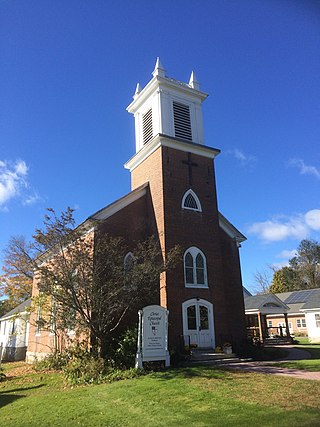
[127,75,208,113]
[219,212,247,244]
[124,134,220,172]
[90,184,148,221]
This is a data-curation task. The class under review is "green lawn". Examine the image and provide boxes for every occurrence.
[274,341,320,371]
[1,363,320,426]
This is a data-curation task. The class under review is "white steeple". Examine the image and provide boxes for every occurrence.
[152,57,166,77]
[127,60,208,153]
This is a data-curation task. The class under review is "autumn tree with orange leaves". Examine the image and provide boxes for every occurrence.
[0,236,35,315]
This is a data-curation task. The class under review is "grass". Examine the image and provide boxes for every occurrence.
[1,363,320,426]
[271,339,320,371]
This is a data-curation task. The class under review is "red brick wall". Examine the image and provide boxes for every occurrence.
[131,145,247,351]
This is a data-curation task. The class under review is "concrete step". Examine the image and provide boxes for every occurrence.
[264,338,292,345]
[191,350,236,361]
[183,356,252,367]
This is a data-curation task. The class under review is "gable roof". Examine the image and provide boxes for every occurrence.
[0,298,31,321]
[88,182,149,222]
[244,293,288,314]
[36,181,245,265]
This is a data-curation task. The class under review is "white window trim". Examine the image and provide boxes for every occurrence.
[181,189,202,212]
[296,318,306,328]
[184,247,208,288]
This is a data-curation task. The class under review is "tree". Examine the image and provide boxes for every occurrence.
[0,236,35,314]
[269,266,298,293]
[289,239,320,289]
[31,208,180,358]
[269,239,320,294]
[253,266,278,294]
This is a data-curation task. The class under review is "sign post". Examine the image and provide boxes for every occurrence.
[135,305,170,368]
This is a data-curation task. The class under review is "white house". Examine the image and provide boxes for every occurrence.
[0,299,31,361]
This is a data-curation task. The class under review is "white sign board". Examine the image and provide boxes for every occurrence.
[135,305,170,368]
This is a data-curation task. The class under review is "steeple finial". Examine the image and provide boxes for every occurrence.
[189,71,200,90]
[152,57,166,77]
[133,83,142,99]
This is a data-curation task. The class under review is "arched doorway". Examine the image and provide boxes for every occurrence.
[182,299,215,348]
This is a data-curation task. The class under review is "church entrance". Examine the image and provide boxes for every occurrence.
[182,299,215,349]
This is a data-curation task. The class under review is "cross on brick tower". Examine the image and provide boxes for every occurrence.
[182,152,198,186]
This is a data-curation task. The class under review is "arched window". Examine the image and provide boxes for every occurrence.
[124,252,134,273]
[184,247,208,287]
[181,189,202,212]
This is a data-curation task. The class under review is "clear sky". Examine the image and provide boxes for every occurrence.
[1,0,319,293]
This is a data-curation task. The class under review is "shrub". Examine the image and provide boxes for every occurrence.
[0,367,6,382]
[63,352,106,385]
[111,328,137,369]
[32,339,145,385]
[34,351,69,371]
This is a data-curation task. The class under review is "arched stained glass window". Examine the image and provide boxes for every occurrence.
[182,189,202,212]
[184,247,208,287]
[185,252,194,284]
[196,253,205,285]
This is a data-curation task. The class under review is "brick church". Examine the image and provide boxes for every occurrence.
[27,59,247,361]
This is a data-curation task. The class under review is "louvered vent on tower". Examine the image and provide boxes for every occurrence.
[142,108,153,144]
[173,101,192,141]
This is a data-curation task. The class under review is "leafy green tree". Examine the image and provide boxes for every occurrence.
[269,267,298,293]
[289,239,320,289]
[269,239,320,294]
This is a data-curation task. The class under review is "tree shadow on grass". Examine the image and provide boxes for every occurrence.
[0,384,45,409]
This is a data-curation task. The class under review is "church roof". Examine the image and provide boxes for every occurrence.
[244,293,288,314]
[88,182,149,222]
[218,212,246,243]
[0,298,31,321]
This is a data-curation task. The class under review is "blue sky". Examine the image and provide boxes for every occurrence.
[1,0,319,293]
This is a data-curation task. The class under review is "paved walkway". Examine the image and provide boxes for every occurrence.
[272,344,311,361]
[224,346,320,381]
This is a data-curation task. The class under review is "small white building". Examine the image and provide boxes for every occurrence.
[300,294,320,343]
[0,299,31,361]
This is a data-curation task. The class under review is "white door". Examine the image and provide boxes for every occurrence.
[182,299,215,349]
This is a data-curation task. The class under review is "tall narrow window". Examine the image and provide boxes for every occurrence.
[182,189,202,212]
[184,247,208,287]
[173,101,192,141]
[36,303,42,335]
[50,298,57,334]
[142,108,153,144]
[315,314,320,328]
[196,253,205,285]
[185,252,194,284]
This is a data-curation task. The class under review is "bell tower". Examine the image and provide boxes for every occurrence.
[125,60,246,351]
[127,58,207,153]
